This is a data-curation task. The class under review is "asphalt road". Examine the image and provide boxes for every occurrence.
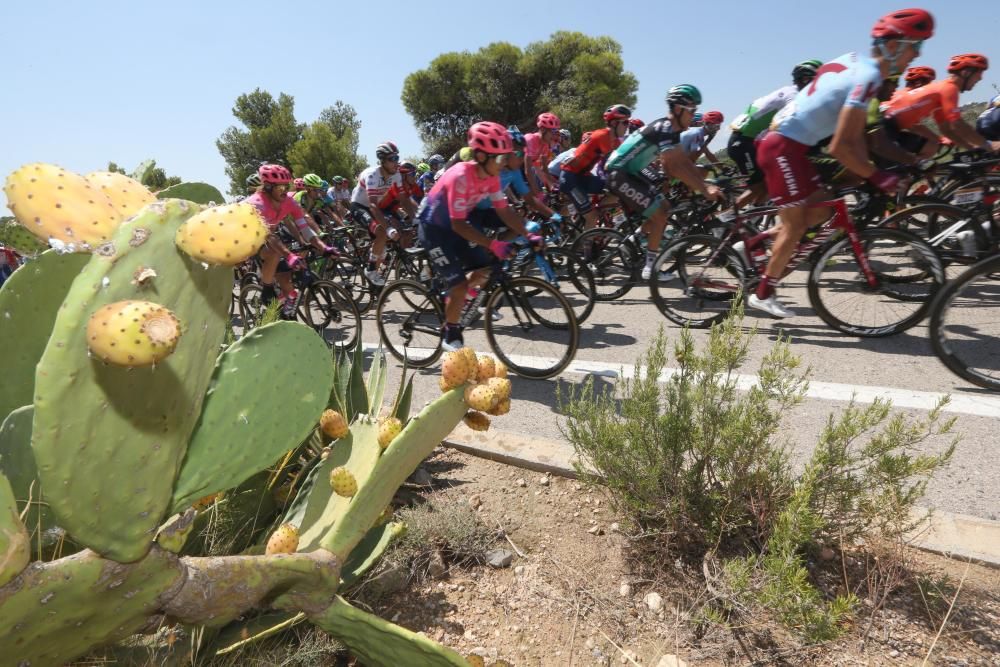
[356,271,1000,522]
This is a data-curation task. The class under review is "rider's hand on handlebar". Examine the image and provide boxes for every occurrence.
[489,239,514,260]
[285,253,303,270]
[703,184,724,202]
[867,169,901,194]
[526,233,545,251]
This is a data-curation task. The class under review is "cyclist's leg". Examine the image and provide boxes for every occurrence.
[258,245,281,304]
[560,171,603,232]
[419,223,471,347]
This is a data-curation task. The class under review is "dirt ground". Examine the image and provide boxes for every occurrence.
[361,447,1000,667]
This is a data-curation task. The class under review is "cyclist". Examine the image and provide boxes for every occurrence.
[416,162,435,194]
[292,177,306,192]
[626,118,644,136]
[903,65,935,89]
[726,59,823,211]
[750,8,934,318]
[474,126,561,231]
[604,84,723,280]
[428,154,446,181]
[525,112,562,195]
[558,129,573,153]
[288,173,340,256]
[351,142,405,286]
[681,110,725,168]
[977,94,1000,141]
[560,104,632,234]
[375,160,421,244]
[882,53,999,152]
[417,121,537,351]
[245,172,261,197]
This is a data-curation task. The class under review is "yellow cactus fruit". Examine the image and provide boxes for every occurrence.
[378,416,403,450]
[466,656,486,667]
[84,171,156,218]
[487,398,511,417]
[329,466,358,497]
[460,347,479,381]
[265,523,299,555]
[485,377,512,403]
[493,360,508,379]
[175,203,268,266]
[464,383,499,413]
[191,492,223,510]
[319,409,350,439]
[440,350,472,390]
[3,162,123,247]
[86,300,182,367]
[477,355,495,380]
[463,411,491,432]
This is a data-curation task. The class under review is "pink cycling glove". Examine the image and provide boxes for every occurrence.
[867,170,900,193]
[489,239,514,260]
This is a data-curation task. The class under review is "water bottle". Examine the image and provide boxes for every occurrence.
[611,212,628,228]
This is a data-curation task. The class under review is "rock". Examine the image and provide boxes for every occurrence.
[655,656,688,667]
[515,478,527,488]
[369,565,409,596]
[486,549,514,569]
[610,522,620,532]
[818,546,836,561]
[619,583,633,597]
[588,525,603,535]
[643,591,663,612]
[514,565,524,576]
[469,494,483,509]
[539,475,550,486]
[427,552,447,579]
[888,649,900,658]
[409,467,433,486]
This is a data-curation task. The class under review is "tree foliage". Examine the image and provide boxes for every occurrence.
[105,160,182,191]
[402,32,638,156]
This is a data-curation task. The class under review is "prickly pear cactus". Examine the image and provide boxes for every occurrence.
[0,472,29,587]
[156,182,225,205]
[31,200,231,561]
[0,218,48,255]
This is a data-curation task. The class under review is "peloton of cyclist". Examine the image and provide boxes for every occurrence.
[604,84,723,281]
[375,160,423,245]
[749,8,935,318]
[525,112,562,195]
[351,142,407,286]
[680,110,725,168]
[416,122,537,351]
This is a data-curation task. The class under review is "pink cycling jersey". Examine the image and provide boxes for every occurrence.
[245,191,305,229]
[417,162,507,228]
[524,132,552,169]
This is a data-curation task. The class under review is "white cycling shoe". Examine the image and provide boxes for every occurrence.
[641,265,676,281]
[747,294,794,319]
[365,269,386,287]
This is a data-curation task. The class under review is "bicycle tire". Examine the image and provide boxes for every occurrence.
[518,249,597,324]
[929,254,1000,390]
[238,283,264,333]
[301,280,361,351]
[649,234,747,329]
[375,278,444,368]
[324,256,374,315]
[570,228,640,301]
[807,228,944,337]
[484,275,578,380]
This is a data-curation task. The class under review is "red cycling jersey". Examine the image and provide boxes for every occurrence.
[560,128,620,175]
[881,79,963,130]
[376,180,422,212]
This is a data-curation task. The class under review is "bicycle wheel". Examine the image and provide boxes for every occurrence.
[238,283,266,332]
[649,234,746,329]
[324,256,374,315]
[929,254,1000,390]
[484,275,579,379]
[375,279,444,367]
[808,228,944,337]
[301,280,361,351]
[570,228,639,301]
[519,249,596,324]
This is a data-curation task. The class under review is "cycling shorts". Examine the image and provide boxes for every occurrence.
[881,118,929,155]
[727,132,763,185]
[558,171,605,213]
[350,202,392,238]
[418,223,491,289]
[606,169,664,220]
[755,131,821,208]
[468,207,505,232]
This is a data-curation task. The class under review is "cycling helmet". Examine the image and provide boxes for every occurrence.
[258,164,292,185]
[792,59,823,81]
[468,121,513,154]
[245,172,262,188]
[559,129,572,141]
[536,112,561,130]
[702,110,724,125]
[602,104,633,122]
[691,112,703,126]
[416,162,431,174]
[375,141,400,161]
[293,178,305,191]
[319,179,329,189]
[507,125,526,147]
[905,65,936,82]
[947,53,989,72]
[302,173,324,189]
[399,161,417,175]
[428,154,445,166]
[871,8,934,40]
[628,118,644,129]
[666,84,702,106]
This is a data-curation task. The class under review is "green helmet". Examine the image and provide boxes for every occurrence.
[331,175,345,184]
[666,84,702,107]
[302,173,324,189]
[416,162,431,174]
[792,59,823,80]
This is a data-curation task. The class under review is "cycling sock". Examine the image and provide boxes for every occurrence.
[756,275,779,300]
[644,250,657,269]
[442,322,464,343]
[261,283,277,305]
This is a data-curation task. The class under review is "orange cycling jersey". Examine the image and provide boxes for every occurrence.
[561,128,619,175]
[881,79,962,130]
[376,181,422,211]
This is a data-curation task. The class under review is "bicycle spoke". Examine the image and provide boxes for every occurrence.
[376,279,443,367]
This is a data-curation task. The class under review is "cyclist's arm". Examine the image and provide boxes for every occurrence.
[661,148,717,197]
[939,119,999,151]
[494,205,530,237]
[828,106,878,178]
[699,146,723,167]
[866,127,920,166]
[449,217,493,249]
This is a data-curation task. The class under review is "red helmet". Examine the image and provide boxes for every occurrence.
[258,164,292,185]
[904,65,936,82]
[628,118,644,129]
[398,161,416,175]
[536,112,561,130]
[702,110,724,125]
[871,8,934,40]
[947,53,989,73]
[602,104,632,122]
[468,121,513,154]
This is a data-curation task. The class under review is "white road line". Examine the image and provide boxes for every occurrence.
[362,343,1000,419]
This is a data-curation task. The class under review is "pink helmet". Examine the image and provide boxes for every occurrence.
[467,121,513,154]
[536,112,561,130]
[258,164,292,185]
[292,178,305,191]
[702,110,724,125]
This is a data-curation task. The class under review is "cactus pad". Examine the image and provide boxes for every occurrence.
[0,218,48,255]
[170,321,335,513]
[0,406,54,550]
[31,200,231,561]
[0,249,89,420]
[156,182,225,205]
[0,471,30,587]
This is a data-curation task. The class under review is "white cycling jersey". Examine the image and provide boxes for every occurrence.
[351,166,401,208]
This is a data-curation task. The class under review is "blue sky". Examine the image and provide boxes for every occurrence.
[3,0,998,196]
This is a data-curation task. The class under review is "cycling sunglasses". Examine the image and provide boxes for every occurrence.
[384,155,400,163]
